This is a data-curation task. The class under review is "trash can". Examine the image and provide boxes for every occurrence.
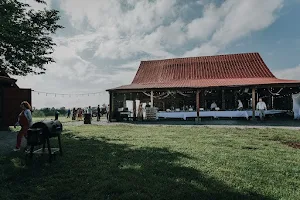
[84,113,91,124]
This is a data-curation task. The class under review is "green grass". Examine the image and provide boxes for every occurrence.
[1,124,300,200]
[32,116,73,123]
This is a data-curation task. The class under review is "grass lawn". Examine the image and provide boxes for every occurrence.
[32,116,73,123]
[1,124,300,200]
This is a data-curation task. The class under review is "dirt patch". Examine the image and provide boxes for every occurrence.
[283,142,300,149]
[241,146,258,150]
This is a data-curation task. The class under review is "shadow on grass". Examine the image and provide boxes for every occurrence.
[0,131,275,200]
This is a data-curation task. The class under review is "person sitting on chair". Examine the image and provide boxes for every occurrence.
[210,102,217,111]
[237,100,243,111]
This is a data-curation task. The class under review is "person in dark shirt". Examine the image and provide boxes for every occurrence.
[67,109,71,118]
[145,102,151,108]
[97,105,101,121]
[55,110,59,120]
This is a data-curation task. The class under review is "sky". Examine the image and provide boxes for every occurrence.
[14,0,300,109]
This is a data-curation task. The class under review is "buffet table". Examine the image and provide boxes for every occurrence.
[156,110,287,120]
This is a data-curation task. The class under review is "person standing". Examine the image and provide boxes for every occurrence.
[107,104,110,122]
[72,108,76,120]
[97,105,101,121]
[88,106,92,120]
[13,101,32,151]
[256,98,267,120]
[137,104,143,121]
[78,108,83,121]
[67,109,71,118]
[55,110,59,120]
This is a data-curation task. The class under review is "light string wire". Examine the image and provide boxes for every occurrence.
[31,89,108,97]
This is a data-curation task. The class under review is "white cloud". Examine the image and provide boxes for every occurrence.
[185,0,283,56]
[14,0,287,108]
[187,4,220,41]
[274,65,300,80]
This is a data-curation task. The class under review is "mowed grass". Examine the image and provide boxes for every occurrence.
[32,116,73,123]
[1,124,300,200]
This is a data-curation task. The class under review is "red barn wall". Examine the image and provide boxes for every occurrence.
[2,88,32,126]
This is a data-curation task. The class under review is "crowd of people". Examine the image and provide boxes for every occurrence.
[66,105,109,121]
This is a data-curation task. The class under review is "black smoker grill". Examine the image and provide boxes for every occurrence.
[26,120,63,162]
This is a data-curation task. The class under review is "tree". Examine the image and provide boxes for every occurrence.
[0,0,63,76]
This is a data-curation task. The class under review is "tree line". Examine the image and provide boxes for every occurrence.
[32,107,68,117]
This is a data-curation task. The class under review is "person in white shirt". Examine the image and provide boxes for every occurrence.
[210,102,217,110]
[88,106,92,120]
[237,100,243,110]
[256,98,267,120]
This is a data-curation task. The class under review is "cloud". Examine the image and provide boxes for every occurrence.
[14,0,286,108]
[274,65,300,80]
[185,0,283,56]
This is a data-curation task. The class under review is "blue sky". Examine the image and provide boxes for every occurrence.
[228,0,300,70]
[16,0,300,108]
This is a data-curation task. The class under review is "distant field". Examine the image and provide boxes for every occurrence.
[2,123,300,199]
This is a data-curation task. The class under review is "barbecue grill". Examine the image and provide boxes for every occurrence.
[26,120,63,162]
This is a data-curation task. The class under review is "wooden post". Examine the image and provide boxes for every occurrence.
[109,92,113,122]
[133,93,137,121]
[234,90,238,109]
[150,90,154,107]
[123,94,126,108]
[252,88,256,120]
[196,90,200,122]
[222,89,225,110]
[271,96,274,109]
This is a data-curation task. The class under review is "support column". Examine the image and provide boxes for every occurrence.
[222,89,225,110]
[123,94,126,108]
[252,88,256,120]
[109,92,114,122]
[196,89,200,122]
[234,90,238,107]
[150,90,154,107]
[271,96,274,109]
[133,93,137,121]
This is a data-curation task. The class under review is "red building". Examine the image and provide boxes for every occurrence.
[0,71,31,127]
[107,52,300,121]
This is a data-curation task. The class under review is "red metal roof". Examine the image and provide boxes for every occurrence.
[108,52,300,91]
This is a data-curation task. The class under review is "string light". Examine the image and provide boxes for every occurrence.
[31,89,107,97]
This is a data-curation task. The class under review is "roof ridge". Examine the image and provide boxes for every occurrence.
[140,52,260,63]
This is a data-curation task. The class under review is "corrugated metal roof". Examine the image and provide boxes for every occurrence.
[107,52,300,91]
[110,78,300,90]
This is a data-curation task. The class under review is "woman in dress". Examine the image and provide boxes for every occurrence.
[14,101,32,151]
